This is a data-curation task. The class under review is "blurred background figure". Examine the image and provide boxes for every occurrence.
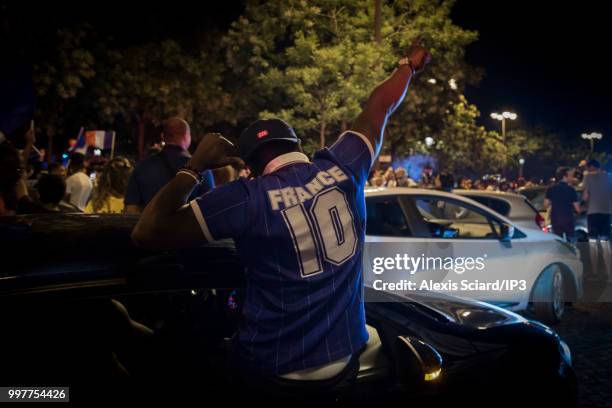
[367,169,381,186]
[420,164,435,187]
[370,176,384,187]
[544,167,580,242]
[124,117,214,214]
[394,167,417,187]
[85,157,133,214]
[212,165,237,186]
[48,163,67,178]
[499,179,510,192]
[582,159,612,278]
[65,153,93,211]
[576,160,588,185]
[0,140,23,216]
[459,177,473,190]
[583,159,612,241]
[435,172,455,192]
[382,167,396,187]
[35,174,81,213]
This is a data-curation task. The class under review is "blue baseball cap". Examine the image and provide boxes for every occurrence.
[238,119,300,160]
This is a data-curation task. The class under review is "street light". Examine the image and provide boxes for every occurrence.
[581,132,603,155]
[425,136,435,148]
[491,111,517,175]
[518,158,525,179]
[490,111,518,142]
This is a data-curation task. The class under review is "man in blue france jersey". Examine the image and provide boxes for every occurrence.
[132,40,430,387]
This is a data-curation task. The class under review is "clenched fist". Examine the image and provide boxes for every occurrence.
[187,133,243,172]
[406,38,431,73]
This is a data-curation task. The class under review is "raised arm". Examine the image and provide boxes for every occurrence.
[352,40,431,156]
[131,133,241,250]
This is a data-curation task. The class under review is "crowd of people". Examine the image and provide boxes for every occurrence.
[1,106,610,249]
[366,165,530,193]
[2,120,609,231]
[0,117,255,217]
[544,161,611,244]
[367,161,600,194]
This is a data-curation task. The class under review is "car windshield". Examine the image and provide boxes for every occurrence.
[365,196,412,237]
[521,189,546,211]
[414,198,499,239]
[463,195,511,216]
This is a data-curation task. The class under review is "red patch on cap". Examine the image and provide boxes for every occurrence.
[257,130,269,139]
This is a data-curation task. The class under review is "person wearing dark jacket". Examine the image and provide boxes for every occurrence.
[544,167,581,242]
[124,117,214,213]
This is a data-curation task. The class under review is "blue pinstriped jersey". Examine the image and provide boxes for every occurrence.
[190,131,373,375]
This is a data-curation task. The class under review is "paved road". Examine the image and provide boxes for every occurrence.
[553,252,612,408]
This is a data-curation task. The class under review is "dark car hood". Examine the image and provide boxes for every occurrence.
[365,287,527,329]
[1,213,529,332]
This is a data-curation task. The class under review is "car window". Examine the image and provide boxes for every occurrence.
[414,197,499,239]
[465,196,511,216]
[365,196,412,237]
[521,189,545,211]
[523,198,539,215]
[520,189,539,201]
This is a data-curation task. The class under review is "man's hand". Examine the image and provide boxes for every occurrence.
[187,133,243,172]
[352,38,431,157]
[406,39,431,73]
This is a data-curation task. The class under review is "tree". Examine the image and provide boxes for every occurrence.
[34,27,230,157]
[32,0,501,171]
[419,94,503,174]
[503,128,546,169]
[32,25,96,139]
[382,0,481,160]
[222,0,393,151]
[258,34,389,151]
[91,39,230,157]
[221,0,482,157]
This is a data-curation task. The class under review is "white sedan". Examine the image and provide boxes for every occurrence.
[364,188,583,323]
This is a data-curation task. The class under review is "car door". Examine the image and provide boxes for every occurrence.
[406,194,529,307]
[363,195,435,292]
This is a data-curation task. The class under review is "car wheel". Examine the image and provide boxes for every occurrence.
[532,265,565,324]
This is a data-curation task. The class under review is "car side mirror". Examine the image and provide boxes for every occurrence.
[396,336,443,385]
[499,223,514,242]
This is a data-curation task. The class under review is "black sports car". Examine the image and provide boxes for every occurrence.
[0,214,576,405]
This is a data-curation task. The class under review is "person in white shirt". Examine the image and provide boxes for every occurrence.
[65,154,93,211]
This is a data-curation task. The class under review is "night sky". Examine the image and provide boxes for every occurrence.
[452,0,612,153]
[2,0,610,153]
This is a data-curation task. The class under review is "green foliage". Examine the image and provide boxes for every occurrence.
[33,25,96,137]
[33,27,230,142]
[31,0,576,176]
[221,0,486,155]
[435,95,503,173]
[222,0,392,149]
[93,40,230,133]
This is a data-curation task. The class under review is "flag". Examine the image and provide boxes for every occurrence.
[69,127,87,155]
[85,130,115,150]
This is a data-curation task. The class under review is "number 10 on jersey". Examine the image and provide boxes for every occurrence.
[282,187,358,278]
